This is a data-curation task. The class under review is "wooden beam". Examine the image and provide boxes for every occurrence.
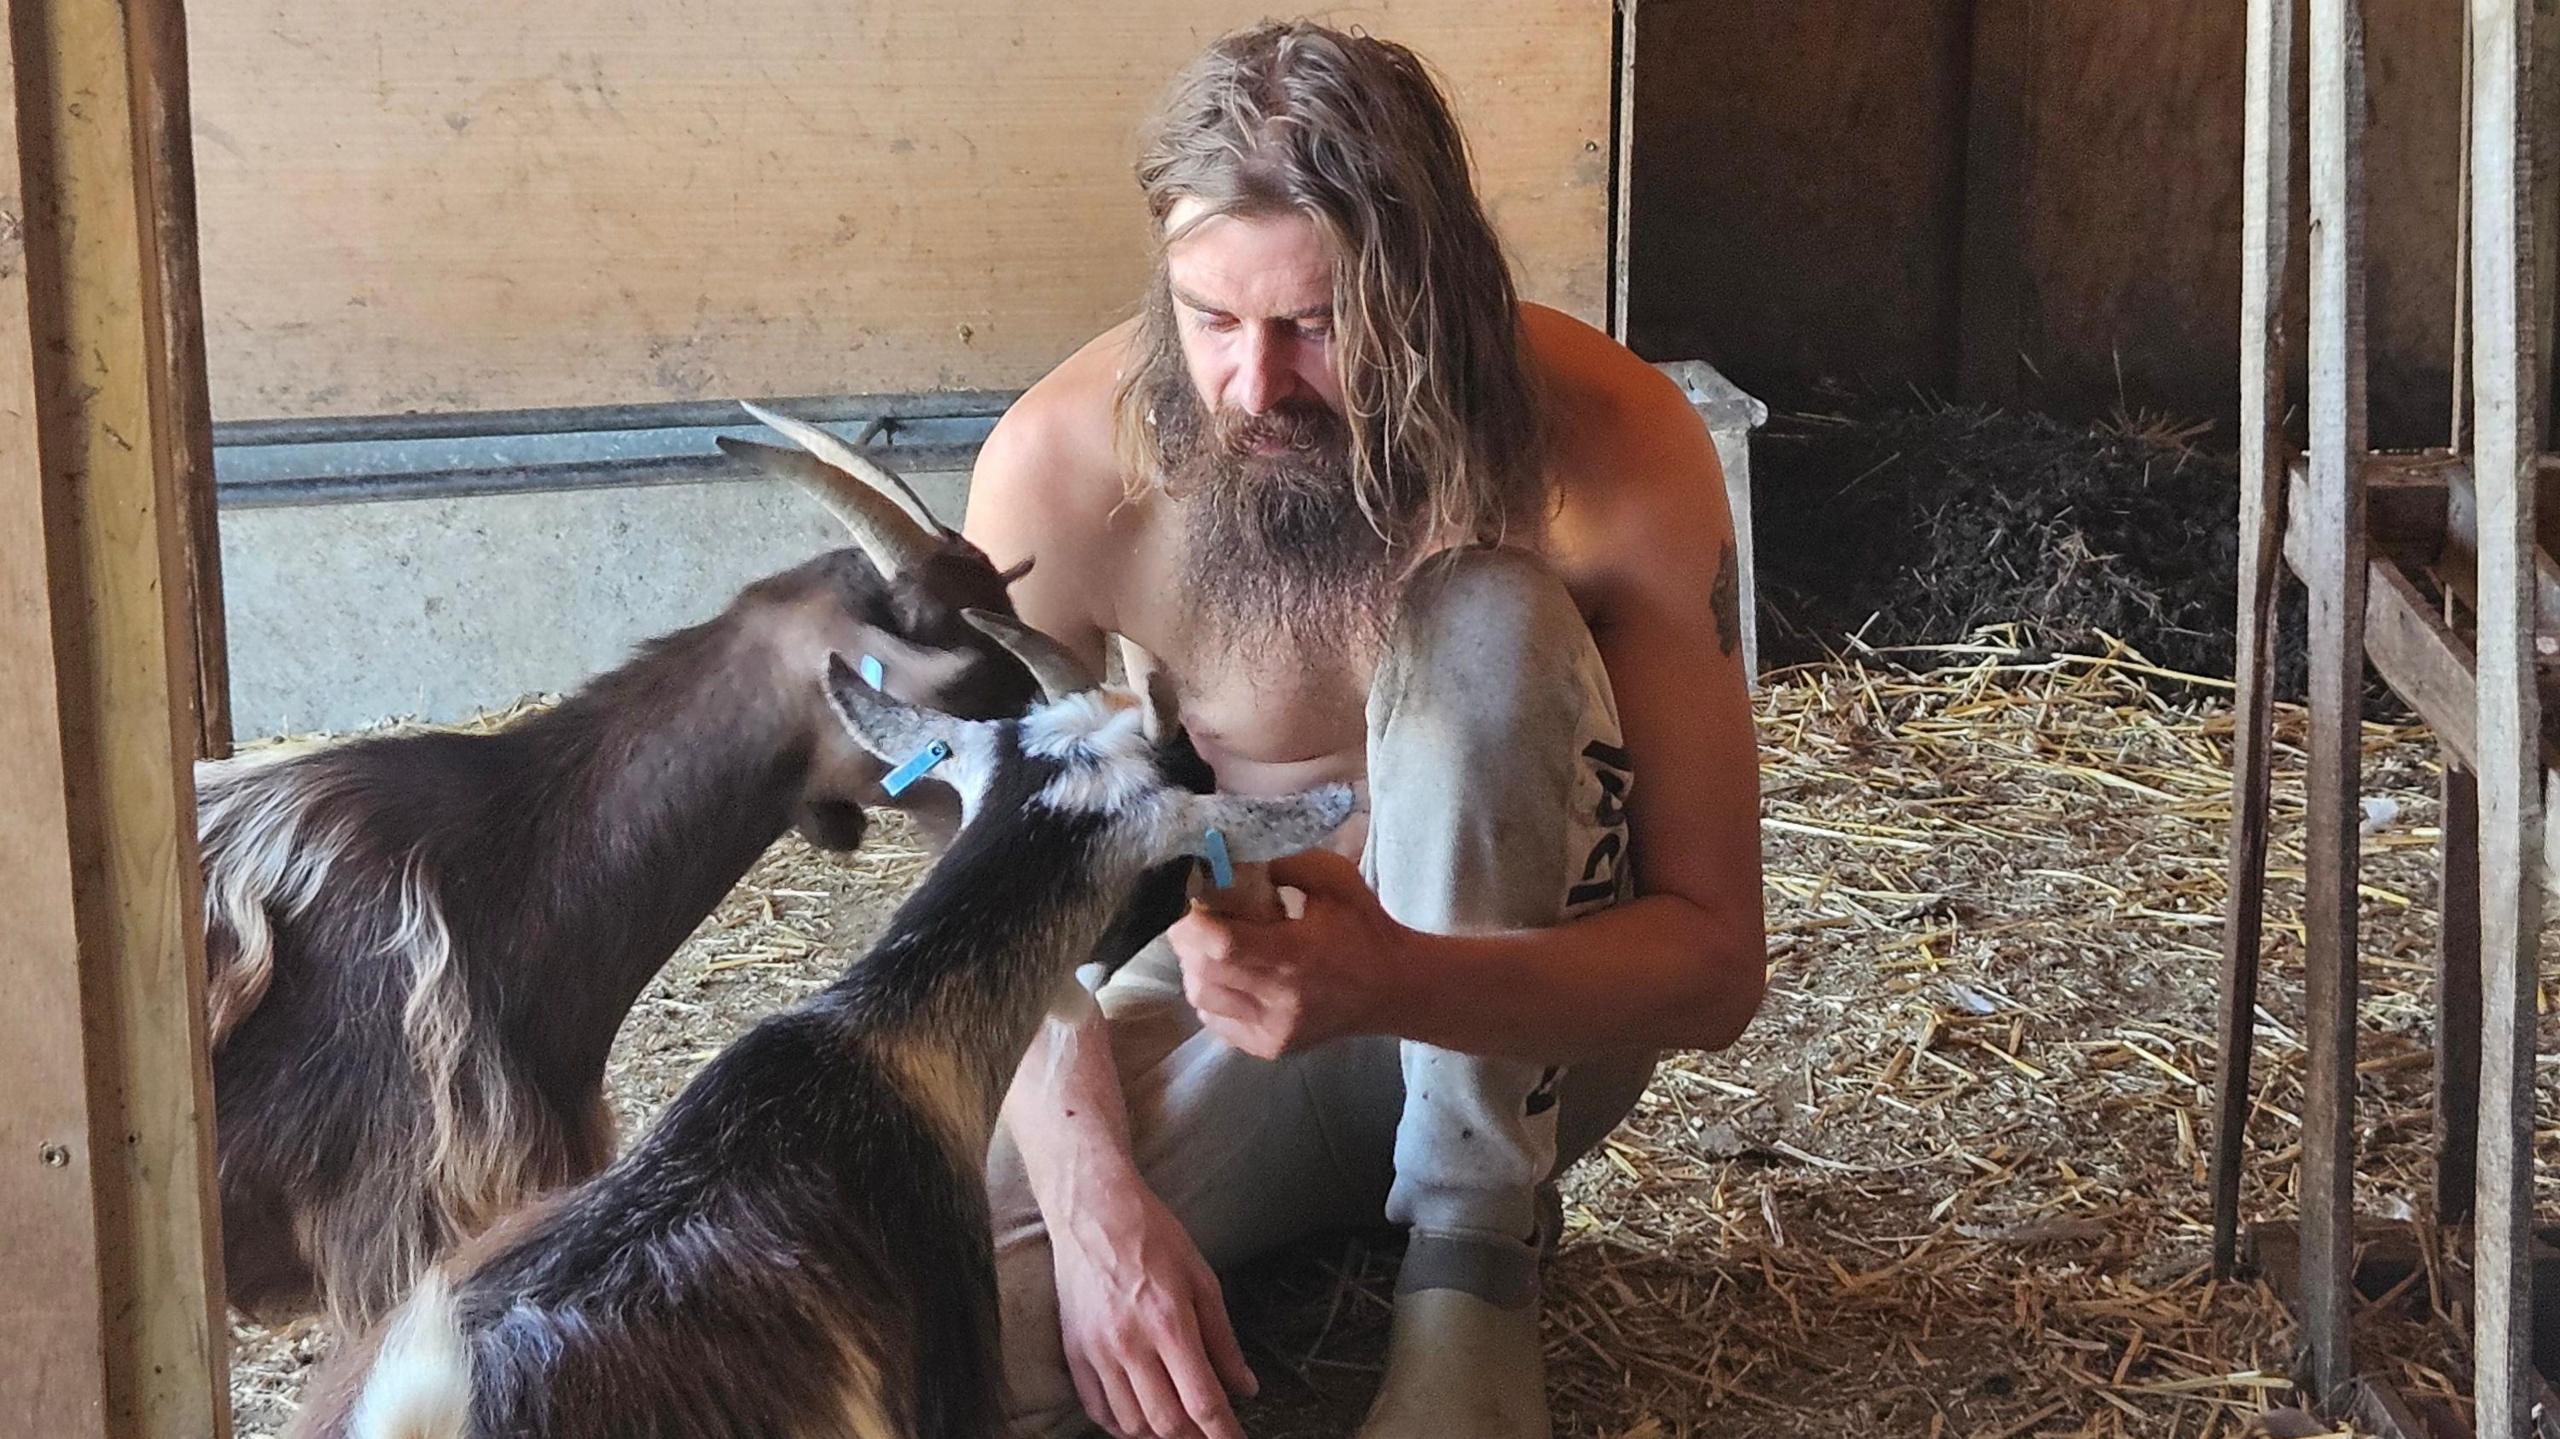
[0,0,229,1431]
[128,0,225,758]
[2214,0,2294,1281]
[2468,0,2546,1433]
[2437,760,2483,1225]
[1956,0,2033,403]
[1609,0,1637,342]
[2347,1375,2441,1439]
[2458,3,2475,455]
[2534,0,2560,453]
[2300,0,2370,1403]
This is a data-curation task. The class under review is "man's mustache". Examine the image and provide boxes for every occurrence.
[1212,400,1343,459]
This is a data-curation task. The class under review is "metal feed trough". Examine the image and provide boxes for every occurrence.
[2213,2,2559,1435]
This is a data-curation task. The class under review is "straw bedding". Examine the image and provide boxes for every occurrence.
[226,638,2554,1437]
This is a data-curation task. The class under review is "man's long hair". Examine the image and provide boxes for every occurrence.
[1111,21,1551,555]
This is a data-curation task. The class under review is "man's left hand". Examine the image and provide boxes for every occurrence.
[1167,850,1415,1059]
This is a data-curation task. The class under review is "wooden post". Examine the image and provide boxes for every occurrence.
[2468,1,2546,1434]
[2300,0,2370,1405]
[129,0,226,759]
[2213,0,2295,1280]
[2456,0,2473,454]
[0,0,230,1432]
[2435,761,2482,1225]
[1608,0,1638,343]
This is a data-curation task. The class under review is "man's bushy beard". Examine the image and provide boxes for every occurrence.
[1151,370,1411,659]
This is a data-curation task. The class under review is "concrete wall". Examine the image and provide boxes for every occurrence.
[218,365,1768,737]
[221,471,965,738]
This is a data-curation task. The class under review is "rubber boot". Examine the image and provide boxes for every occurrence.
[1352,1229,1552,1439]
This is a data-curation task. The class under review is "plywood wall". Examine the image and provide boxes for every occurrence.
[1628,0,2471,447]
[186,2,1612,421]
[2002,0,2458,445]
[1624,0,1975,395]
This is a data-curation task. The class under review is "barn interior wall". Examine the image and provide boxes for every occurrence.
[1627,0,2470,449]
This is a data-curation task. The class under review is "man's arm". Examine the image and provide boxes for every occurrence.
[1169,364,1767,1062]
[967,374,1262,1439]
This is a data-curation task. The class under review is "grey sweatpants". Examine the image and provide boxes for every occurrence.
[989,546,1658,1435]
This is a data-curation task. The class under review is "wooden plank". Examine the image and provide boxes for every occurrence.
[2301,0,2371,1402]
[0,0,114,1419]
[131,0,225,757]
[184,1,1612,420]
[1608,0,1636,342]
[2535,0,2560,450]
[1955,0,2033,403]
[0,0,229,1430]
[2361,560,2485,770]
[2457,3,2475,454]
[2438,761,2483,1224]
[2468,0,2546,1433]
[2434,454,2560,630]
[2348,1376,2439,1439]
[2215,0,2295,1281]
[2274,453,2455,572]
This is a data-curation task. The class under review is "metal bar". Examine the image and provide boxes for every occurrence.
[2468,0,2546,1433]
[2302,0,2370,1404]
[2215,0,2296,1280]
[208,388,1017,449]
[212,441,988,512]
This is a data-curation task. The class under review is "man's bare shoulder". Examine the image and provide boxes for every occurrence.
[962,320,1152,647]
[1521,304,1731,588]
[970,319,1142,527]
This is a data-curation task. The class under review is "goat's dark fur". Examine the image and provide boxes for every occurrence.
[287,671,1352,1439]
[204,536,1041,1335]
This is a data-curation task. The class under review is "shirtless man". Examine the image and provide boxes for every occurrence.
[963,21,1766,1439]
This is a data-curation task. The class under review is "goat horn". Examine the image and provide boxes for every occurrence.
[961,609,1098,701]
[739,400,945,533]
[717,435,933,579]
[716,434,939,581]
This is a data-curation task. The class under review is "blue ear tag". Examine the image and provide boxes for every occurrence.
[881,739,951,798]
[1201,827,1235,891]
[858,654,885,688]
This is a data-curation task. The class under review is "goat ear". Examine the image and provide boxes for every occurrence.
[821,653,1000,800]
[1112,634,1180,743]
[1149,784,1362,869]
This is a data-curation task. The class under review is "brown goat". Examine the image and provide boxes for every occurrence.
[200,404,1042,1335]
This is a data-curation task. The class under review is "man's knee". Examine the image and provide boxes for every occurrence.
[1391,546,1585,680]
[1375,546,1600,747]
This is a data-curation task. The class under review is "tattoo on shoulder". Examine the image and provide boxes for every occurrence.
[1710,539,1741,657]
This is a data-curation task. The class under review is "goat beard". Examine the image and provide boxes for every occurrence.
[1149,372,1410,661]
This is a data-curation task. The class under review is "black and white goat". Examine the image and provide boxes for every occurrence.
[200,404,1048,1335]
[285,613,1357,1439]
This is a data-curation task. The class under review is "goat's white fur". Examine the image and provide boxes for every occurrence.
[349,1271,472,1439]
[831,672,1355,873]
[1021,690,1160,814]
[197,750,367,1045]
[198,750,521,1253]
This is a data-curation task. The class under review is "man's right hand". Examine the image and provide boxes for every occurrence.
[1050,1167,1258,1439]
